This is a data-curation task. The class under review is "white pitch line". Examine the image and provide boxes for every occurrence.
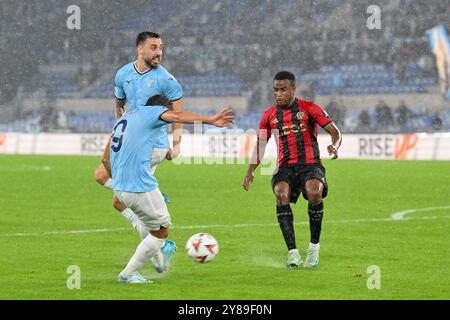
[0,215,449,238]
[0,165,53,172]
[391,205,450,220]
[0,227,130,237]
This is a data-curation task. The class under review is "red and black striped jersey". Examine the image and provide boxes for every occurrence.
[257,98,332,166]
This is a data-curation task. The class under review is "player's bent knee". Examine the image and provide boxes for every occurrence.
[94,168,101,183]
[306,190,322,204]
[274,191,290,205]
[94,167,108,185]
[275,191,289,202]
[112,197,126,212]
[273,184,290,203]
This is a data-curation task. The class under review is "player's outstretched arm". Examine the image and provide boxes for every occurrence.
[243,138,268,191]
[160,108,235,127]
[166,99,184,160]
[323,122,342,160]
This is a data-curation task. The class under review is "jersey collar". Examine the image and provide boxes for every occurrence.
[133,62,155,75]
[277,98,298,109]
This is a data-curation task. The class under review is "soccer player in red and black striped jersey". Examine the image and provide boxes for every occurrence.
[243,71,342,269]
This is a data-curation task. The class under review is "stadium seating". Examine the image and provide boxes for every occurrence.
[66,111,115,133]
[296,64,436,95]
[35,73,80,99]
[114,0,195,33]
[2,0,449,134]
[84,74,243,98]
[84,81,113,99]
[178,74,242,97]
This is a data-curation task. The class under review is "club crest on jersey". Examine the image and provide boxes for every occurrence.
[146,79,155,88]
[272,118,279,125]
[296,112,304,120]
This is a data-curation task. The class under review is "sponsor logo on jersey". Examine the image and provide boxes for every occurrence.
[279,123,307,136]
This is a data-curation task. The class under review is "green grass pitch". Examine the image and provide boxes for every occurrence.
[0,155,449,299]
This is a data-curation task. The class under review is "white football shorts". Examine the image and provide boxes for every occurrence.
[114,188,171,231]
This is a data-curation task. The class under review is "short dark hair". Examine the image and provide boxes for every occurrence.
[274,71,296,86]
[145,94,172,109]
[136,31,160,47]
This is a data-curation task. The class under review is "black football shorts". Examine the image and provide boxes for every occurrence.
[271,163,328,204]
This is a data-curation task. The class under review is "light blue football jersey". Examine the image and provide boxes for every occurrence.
[114,62,182,149]
[110,105,169,192]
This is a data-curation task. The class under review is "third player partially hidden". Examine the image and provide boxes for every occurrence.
[243,71,342,269]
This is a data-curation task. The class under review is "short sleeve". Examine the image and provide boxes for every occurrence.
[114,70,126,100]
[257,110,272,140]
[145,106,170,128]
[160,75,183,101]
[310,103,333,128]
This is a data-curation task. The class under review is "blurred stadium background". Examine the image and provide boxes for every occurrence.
[0,0,449,135]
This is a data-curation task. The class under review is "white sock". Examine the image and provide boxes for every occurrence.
[103,178,112,189]
[122,234,164,275]
[309,242,320,250]
[120,208,149,240]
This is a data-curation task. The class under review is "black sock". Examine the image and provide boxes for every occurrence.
[308,202,324,244]
[276,205,296,250]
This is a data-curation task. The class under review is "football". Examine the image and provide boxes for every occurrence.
[185,233,219,263]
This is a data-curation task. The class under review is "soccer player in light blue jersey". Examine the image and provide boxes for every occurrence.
[95,32,184,238]
[102,95,234,283]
